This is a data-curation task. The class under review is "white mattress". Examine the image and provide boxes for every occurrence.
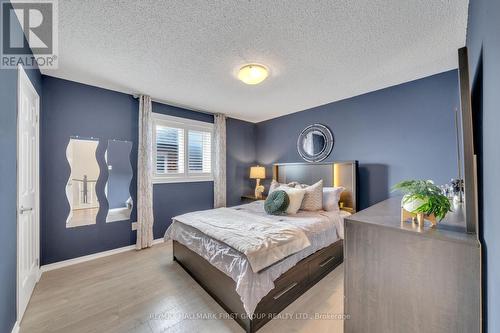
[164,201,349,317]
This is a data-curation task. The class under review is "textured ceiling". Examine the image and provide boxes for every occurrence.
[43,0,469,122]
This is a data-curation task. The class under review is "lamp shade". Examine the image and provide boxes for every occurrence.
[250,166,266,179]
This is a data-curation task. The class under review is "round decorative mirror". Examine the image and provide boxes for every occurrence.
[297,124,334,162]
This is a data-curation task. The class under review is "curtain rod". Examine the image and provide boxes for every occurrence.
[133,94,215,116]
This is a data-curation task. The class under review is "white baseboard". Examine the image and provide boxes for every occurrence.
[11,321,20,333]
[152,238,165,245]
[36,268,42,282]
[40,238,165,273]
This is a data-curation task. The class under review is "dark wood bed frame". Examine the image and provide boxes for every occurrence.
[173,239,343,332]
[172,162,358,332]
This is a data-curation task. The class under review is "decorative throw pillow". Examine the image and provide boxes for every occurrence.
[322,187,345,211]
[264,190,290,215]
[268,180,281,194]
[275,186,306,214]
[297,180,323,211]
[268,180,300,195]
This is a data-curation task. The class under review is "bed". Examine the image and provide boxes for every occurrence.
[165,161,358,332]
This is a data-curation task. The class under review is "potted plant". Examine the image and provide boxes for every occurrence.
[392,180,452,223]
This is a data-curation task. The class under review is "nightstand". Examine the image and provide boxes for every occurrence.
[241,194,267,203]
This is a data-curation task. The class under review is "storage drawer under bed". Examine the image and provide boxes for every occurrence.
[255,240,344,315]
[308,240,343,282]
[173,239,344,333]
[257,261,308,314]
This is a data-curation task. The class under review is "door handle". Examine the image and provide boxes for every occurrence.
[19,206,33,214]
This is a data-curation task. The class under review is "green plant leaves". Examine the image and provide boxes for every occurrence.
[392,180,452,221]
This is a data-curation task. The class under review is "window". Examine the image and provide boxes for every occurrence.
[156,126,185,175]
[153,113,213,183]
[188,130,212,173]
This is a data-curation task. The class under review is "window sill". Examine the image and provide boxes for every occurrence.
[153,177,214,184]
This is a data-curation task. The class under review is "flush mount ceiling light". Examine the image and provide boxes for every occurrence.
[238,64,269,85]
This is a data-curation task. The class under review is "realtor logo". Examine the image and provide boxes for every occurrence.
[1,0,58,69]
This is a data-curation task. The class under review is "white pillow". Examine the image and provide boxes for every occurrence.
[275,186,306,214]
[322,187,345,211]
[296,180,323,211]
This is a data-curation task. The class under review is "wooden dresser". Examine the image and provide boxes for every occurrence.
[344,197,481,333]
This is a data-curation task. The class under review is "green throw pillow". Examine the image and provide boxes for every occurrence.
[264,190,290,215]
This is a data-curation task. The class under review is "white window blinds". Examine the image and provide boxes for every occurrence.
[155,126,184,175]
[188,130,212,173]
[153,114,213,183]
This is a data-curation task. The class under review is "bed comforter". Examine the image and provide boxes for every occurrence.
[165,201,348,316]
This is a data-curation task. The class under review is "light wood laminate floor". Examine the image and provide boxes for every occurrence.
[20,242,344,333]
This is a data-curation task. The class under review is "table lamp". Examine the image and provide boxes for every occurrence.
[250,166,266,199]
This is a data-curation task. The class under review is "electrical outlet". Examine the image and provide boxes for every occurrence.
[131,222,138,231]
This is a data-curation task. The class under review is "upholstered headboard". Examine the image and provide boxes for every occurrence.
[272,161,358,213]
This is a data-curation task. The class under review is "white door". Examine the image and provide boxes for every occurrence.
[17,65,40,322]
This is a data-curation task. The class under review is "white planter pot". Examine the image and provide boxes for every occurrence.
[402,195,428,213]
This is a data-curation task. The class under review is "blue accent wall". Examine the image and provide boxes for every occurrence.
[0,65,23,333]
[41,76,139,265]
[226,118,256,207]
[256,70,459,209]
[153,181,214,238]
[466,0,500,331]
[0,2,42,331]
[39,76,254,264]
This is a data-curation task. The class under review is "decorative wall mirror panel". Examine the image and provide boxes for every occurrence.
[297,124,334,162]
[66,137,100,228]
[105,140,133,223]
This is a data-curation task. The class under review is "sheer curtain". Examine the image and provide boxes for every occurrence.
[213,113,226,208]
[136,95,154,249]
